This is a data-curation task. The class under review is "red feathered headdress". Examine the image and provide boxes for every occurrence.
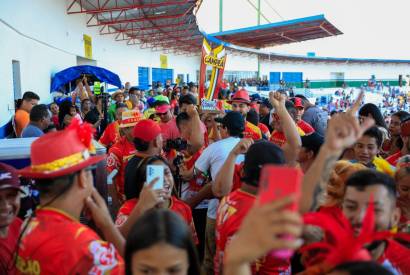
[299,198,393,274]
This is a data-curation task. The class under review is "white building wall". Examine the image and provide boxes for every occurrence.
[0,0,200,127]
[260,59,410,80]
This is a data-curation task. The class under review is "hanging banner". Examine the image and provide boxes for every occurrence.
[160,54,168,69]
[83,34,92,59]
[199,39,227,100]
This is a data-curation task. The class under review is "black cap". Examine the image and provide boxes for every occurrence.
[214,111,245,134]
[260,98,272,109]
[242,141,285,185]
[301,132,324,156]
[179,93,197,106]
[246,109,259,126]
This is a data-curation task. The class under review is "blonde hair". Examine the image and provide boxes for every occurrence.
[322,160,367,207]
[395,155,410,182]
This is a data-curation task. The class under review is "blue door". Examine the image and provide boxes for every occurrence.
[138,67,149,90]
[269,72,281,84]
[152,68,174,87]
[282,72,303,83]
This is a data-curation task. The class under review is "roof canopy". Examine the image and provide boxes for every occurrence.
[209,14,343,49]
[67,0,203,54]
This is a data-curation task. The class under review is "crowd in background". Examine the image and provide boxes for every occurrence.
[1,76,410,275]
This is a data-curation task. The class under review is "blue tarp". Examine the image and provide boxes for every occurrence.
[50,65,122,92]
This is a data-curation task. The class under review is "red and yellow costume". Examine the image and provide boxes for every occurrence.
[115,196,198,244]
[215,189,291,275]
[107,136,136,201]
[16,208,124,275]
[106,110,142,201]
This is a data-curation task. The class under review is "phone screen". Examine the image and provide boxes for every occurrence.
[146,165,164,190]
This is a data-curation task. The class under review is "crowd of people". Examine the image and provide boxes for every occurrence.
[1,77,410,275]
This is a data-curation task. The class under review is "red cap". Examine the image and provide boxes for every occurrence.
[155,104,171,114]
[293,97,304,108]
[19,119,105,179]
[229,89,251,104]
[133,119,162,142]
[0,162,22,191]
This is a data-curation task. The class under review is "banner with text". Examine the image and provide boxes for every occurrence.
[199,39,227,100]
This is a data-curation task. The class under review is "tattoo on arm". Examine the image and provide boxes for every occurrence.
[310,155,339,211]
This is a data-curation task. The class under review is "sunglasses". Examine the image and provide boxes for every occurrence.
[157,112,168,116]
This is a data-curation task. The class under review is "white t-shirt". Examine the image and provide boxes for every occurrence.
[195,136,244,219]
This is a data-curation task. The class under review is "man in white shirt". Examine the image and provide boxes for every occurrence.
[194,111,245,274]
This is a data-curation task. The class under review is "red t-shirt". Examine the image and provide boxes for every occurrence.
[51,115,59,129]
[386,151,402,166]
[16,208,124,274]
[0,218,22,275]
[258,123,270,137]
[215,189,291,275]
[115,196,198,244]
[379,239,410,274]
[107,136,136,201]
[244,121,262,140]
[159,118,181,141]
[297,120,315,135]
[99,121,120,148]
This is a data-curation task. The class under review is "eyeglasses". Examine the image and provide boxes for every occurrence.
[157,112,168,116]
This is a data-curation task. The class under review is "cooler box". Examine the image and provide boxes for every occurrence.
[0,138,108,199]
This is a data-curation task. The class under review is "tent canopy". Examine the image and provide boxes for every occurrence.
[50,65,122,92]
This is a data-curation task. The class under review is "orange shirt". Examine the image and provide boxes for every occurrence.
[15,109,30,137]
[16,208,124,275]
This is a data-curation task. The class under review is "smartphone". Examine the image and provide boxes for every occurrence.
[258,165,302,259]
[258,165,302,210]
[146,165,164,190]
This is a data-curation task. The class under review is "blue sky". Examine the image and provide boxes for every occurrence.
[196,0,410,59]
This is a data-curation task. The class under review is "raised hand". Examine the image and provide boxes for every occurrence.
[269,91,286,110]
[85,187,114,229]
[324,92,374,152]
[231,138,254,156]
[186,104,199,118]
[224,196,303,268]
[137,177,164,213]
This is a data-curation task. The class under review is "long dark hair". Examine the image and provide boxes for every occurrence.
[359,103,387,129]
[125,209,200,275]
[124,156,173,200]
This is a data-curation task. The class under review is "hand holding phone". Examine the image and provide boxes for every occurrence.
[258,165,302,259]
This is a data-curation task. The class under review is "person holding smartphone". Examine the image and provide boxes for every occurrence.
[214,141,295,275]
[115,156,198,245]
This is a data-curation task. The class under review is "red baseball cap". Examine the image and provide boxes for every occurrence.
[155,104,171,114]
[133,119,162,142]
[293,97,304,108]
[0,162,22,192]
